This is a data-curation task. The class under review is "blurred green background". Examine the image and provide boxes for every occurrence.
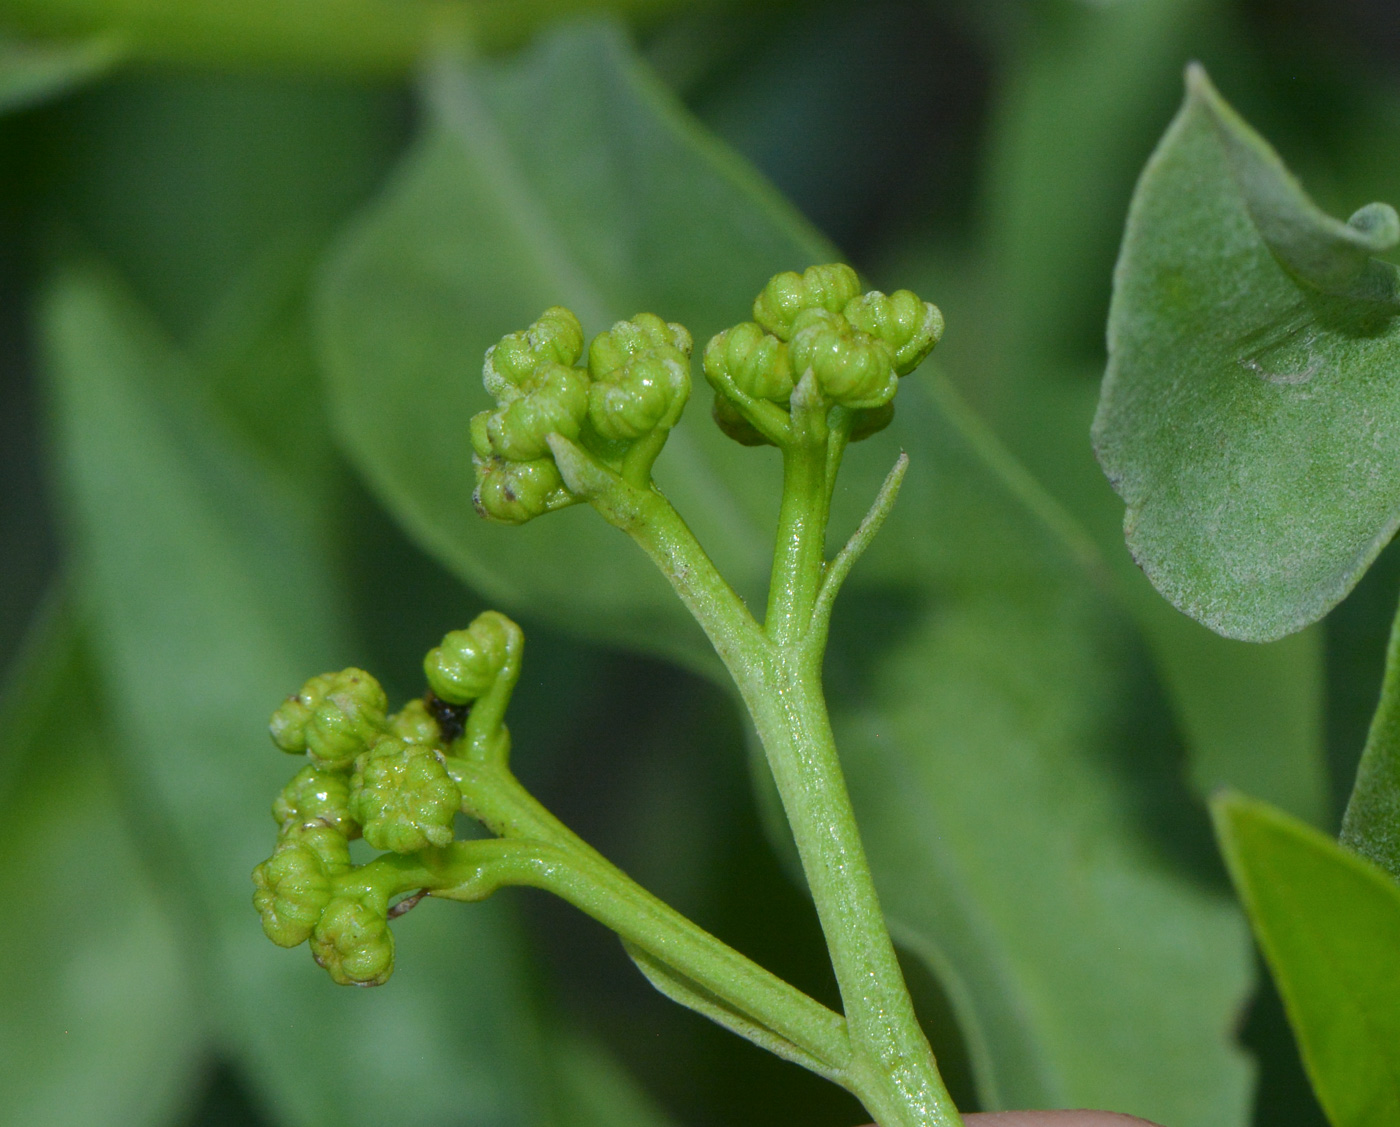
[2,1,1398,1125]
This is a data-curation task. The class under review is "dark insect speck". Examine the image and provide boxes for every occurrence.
[425,691,470,744]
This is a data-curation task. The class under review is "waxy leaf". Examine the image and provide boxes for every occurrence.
[1215,793,1400,1127]
[320,22,1254,1117]
[0,602,203,1127]
[1094,65,1400,641]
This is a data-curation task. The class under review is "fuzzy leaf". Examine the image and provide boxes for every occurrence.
[1094,65,1400,641]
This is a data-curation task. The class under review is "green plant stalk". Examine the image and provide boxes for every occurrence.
[439,754,853,1076]
[558,428,961,1126]
[1340,587,1400,882]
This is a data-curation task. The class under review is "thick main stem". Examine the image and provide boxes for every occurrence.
[571,420,960,1124]
[739,648,958,1127]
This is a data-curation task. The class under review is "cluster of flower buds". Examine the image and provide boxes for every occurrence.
[472,306,693,524]
[252,614,517,985]
[704,264,943,446]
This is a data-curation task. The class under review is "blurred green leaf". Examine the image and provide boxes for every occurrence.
[984,0,1213,365]
[547,1032,678,1127]
[0,34,116,112]
[0,0,692,74]
[44,261,560,1127]
[318,21,833,677]
[320,22,1255,1115]
[0,599,204,1127]
[1214,792,1400,1127]
[1094,64,1400,643]
[833,379,1254,1125]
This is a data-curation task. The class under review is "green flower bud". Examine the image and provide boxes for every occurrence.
[272,766,356,837]
[703,321,793,402]
[711,393,772,447]
[269,668,388,770]
[484,362,590,462]
[482,306,585,400]
[788,309,898,409]
[424,613,514,704]
[349,737,461,853]
[752,264,861,341]
[389,698,442,746]
[473,455,572,525]
[842,289,943,375]
[311,886,395,986]
[252,837,337,948]
[586,314,692,441]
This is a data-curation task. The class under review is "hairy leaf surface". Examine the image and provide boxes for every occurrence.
[971,2,1328,823]
[1215,793,1400,1127]
[1095,65,1400,641]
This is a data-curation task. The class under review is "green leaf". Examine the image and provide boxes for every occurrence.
[547,1032,679,1127]
[957,0,1332,824]
[0,0,702,74]
[1094,64,1400,642]
[318,22,832,677]
[0,600,204,1127]
[44,261,558,1127]
[984,0,1213,364]
[1214,792,1400,1127]
[320,23,1254,1115]
[0,34,117,113]
[832,378,1255,1125]
[1341,593,1400,881]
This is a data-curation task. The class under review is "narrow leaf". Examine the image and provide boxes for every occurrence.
[1215,792,1400,1127]
[1094,65,1400,641]
[1341,593,1400,880]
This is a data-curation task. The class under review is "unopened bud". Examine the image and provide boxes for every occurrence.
[350,737,461,853]
[752,264,861,341]
[269,668,388,771]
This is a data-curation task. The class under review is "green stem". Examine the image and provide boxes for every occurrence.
[1341,585,1400,882]
[590,446,958,1124]
[766,438,832,644]
[439,758,853,1075]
